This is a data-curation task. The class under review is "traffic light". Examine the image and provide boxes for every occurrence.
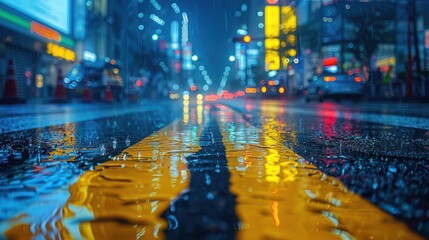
[232,35,252,43]
[243,35,251,43]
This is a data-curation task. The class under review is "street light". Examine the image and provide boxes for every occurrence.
[229,55,236,62]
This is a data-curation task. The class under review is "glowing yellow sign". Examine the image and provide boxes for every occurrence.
[265,50,280,71]
[281,6,297,34]
[36,74,43,88]
[265,5,280,71]
[265,38,280,50]
[47,42,75,61]
[265,6,279,38]
[281,6,297,59]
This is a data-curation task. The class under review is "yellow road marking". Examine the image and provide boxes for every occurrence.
[216,104,422,240]
[4,115,205,239]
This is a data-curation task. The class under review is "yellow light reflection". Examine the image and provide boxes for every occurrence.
[47,123,76,161]
[4,107,206,239]
[272,201,280,227]
[183,100,189,124]
[216,104,421,240]
[197,105,203,125]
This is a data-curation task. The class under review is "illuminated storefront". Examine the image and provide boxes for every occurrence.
[0,1,75,98]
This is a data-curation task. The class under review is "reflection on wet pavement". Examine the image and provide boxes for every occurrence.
[0,106,179,239]
[0,99,426,239]
[162,106,239,239]
[228,99,429,237]
[216,104,421,239]
[3,114,203,239]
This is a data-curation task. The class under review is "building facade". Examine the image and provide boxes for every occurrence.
[0,1,76,99]
[297,0,429,97]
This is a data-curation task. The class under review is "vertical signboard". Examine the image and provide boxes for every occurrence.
[265,5,280,71]
[171,21,179,50]
[281,6,297,68]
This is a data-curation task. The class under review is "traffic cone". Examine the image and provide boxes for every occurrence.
[51,68,68,103]
[0,59,26,104]
[82,85,91,102]
[104,85,112,103]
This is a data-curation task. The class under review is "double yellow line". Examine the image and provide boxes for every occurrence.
[3,104,421,239]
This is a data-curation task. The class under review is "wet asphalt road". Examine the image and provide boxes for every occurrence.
[0,98,428,239]
[226,99,429,238]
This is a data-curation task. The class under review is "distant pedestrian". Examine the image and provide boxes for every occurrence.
[382,66,392,85]
[382,66,393,97]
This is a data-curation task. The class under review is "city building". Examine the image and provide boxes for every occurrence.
[297,0,429,97]
[0,1,77,99]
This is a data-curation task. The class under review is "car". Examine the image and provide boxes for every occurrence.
[304,71,364,102]
[259,79,287,99]
[63,61,124,101]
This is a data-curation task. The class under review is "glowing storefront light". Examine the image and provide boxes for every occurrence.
[281,6,298,64]
[31,21,60,41]
[36,74,43,88]
[281,6,296,34]
[47,42,75,61]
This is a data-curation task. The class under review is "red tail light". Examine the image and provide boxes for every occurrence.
[324,76,336,82]
[354,76,362,82]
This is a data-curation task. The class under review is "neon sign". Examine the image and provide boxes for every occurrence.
[47,42,75,61]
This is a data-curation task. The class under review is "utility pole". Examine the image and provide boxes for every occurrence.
[412,0,423,96]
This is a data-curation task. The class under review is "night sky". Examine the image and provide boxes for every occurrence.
[168,0,244,86]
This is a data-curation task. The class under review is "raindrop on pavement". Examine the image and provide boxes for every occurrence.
[36,144,41,164]
[206,192,215,200]
[125,135,131,147]
[99,144,106,156]
[112,137,117,150]
[205,173,212,186]
[388,164,397,173]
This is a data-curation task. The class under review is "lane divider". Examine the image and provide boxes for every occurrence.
[215,104,422,240]
[161,109,239,239]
